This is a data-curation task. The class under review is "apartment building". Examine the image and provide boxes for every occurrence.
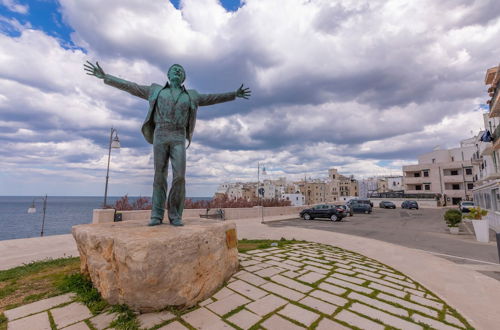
[386,176,403,191]
[403,139,477,205]
[297,179,326,205]
[325,168,358,202]
[472,64,500,230]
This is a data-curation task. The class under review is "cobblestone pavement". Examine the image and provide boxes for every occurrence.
[5,243,472,329]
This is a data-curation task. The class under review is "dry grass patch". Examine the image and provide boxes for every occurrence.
[0,257,80,313]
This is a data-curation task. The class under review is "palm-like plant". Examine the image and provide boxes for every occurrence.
[463,207,488,220]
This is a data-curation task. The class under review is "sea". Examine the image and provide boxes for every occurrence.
[0,196,211,241]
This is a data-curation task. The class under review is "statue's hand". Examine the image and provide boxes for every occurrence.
[84,61,106,79]
[236,84,251,99]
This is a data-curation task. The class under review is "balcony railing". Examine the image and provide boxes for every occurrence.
[442,175,464,183]
[471,153,482,164]
[403,176,427,184]
[493,124,500,150]
[489,85,500,117]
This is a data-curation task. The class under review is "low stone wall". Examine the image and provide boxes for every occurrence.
[370,198,439,208]
[92,205,309,223]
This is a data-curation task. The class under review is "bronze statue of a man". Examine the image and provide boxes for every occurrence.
[84,61,251,226]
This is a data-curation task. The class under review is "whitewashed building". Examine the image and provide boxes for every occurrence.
[472,64,500,231]
[281,193,305,206]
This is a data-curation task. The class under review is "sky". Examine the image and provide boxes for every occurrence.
[0,0,498,197]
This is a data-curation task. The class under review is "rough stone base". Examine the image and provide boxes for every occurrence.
[72,219,239,312]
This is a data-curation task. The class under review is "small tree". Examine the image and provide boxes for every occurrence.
[463,207,488,220]
[113,195,152,211]
[443,209,462,227]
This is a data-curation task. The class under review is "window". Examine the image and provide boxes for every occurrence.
[467,183,474,190]
[452,184,460,190]
[425,184,430,190]
[432,158,436,163]
[423,171,429,177]
[415,185,422,190]
[414,173,421,177]
[451,170,458,176]
[465,168,472,175]
[484,192,492,209]
[493,189,500,211]
[451,156,455,162]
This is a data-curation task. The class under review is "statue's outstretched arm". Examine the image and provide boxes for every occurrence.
[84,61,150,100]
[197,84,251,106]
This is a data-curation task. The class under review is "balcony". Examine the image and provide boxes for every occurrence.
[471,153,482,165]
[443,189,466,197]
[443,175,464,183]
[492,124,500,150]
[403,176,426,184]
[489,85,500,117]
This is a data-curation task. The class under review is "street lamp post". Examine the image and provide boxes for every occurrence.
[257,162,266,223]
[27,194,48,237]
[104,127,121,207]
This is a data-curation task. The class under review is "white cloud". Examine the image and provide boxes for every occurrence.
[1,0,499,196]
[1,0,28,14]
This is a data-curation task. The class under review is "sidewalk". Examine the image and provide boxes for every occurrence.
[1,216,500,329]
[0,234,79,270]
[4,242,473,330]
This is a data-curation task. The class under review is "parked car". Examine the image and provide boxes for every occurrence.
[300,204,346,221]
[338,204,353,216]
[459,201,475,213]
[401,200,419,209]
[357,198,373,207]
[379,201,396,209]
[346,200,372,214]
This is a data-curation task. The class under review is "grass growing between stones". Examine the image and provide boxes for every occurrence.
[237,238,304,252]
[57,273,108,314]
[0,312,7,330]
[109,305,140,330]
[0,257,80,313]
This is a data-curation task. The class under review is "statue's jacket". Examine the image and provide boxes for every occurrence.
[104,74,236,147]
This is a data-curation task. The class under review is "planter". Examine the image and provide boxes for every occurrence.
[449,227,459,235]
[472,219,490,242]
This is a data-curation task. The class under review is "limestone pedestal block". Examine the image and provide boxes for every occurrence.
[72,219,239,312]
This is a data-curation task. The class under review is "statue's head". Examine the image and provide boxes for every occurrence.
[167,64,186,84]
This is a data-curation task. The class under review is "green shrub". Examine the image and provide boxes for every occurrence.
[444,209,462,227]
[463,207,488,220]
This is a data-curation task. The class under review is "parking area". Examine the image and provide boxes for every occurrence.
[268,207,500,264]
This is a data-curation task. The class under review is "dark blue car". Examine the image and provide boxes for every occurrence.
[401,200,419,209]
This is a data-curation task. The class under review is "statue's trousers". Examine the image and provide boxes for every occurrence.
[151,130,186,223]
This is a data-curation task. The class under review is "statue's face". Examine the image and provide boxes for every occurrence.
[168,64,186,84]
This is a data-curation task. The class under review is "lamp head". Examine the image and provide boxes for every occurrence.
[111,135,120,149]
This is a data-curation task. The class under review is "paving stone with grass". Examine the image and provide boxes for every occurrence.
[1,241,474,330]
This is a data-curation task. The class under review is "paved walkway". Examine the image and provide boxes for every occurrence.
[0,234,79,270]
[2,215,500,329]
[4,242,472,330]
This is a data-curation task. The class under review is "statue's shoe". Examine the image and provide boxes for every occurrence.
[148,218,162,226]
[170,219,184,227]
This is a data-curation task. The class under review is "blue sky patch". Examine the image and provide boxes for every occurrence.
[169,0,242,11]
[0,0,75,48]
